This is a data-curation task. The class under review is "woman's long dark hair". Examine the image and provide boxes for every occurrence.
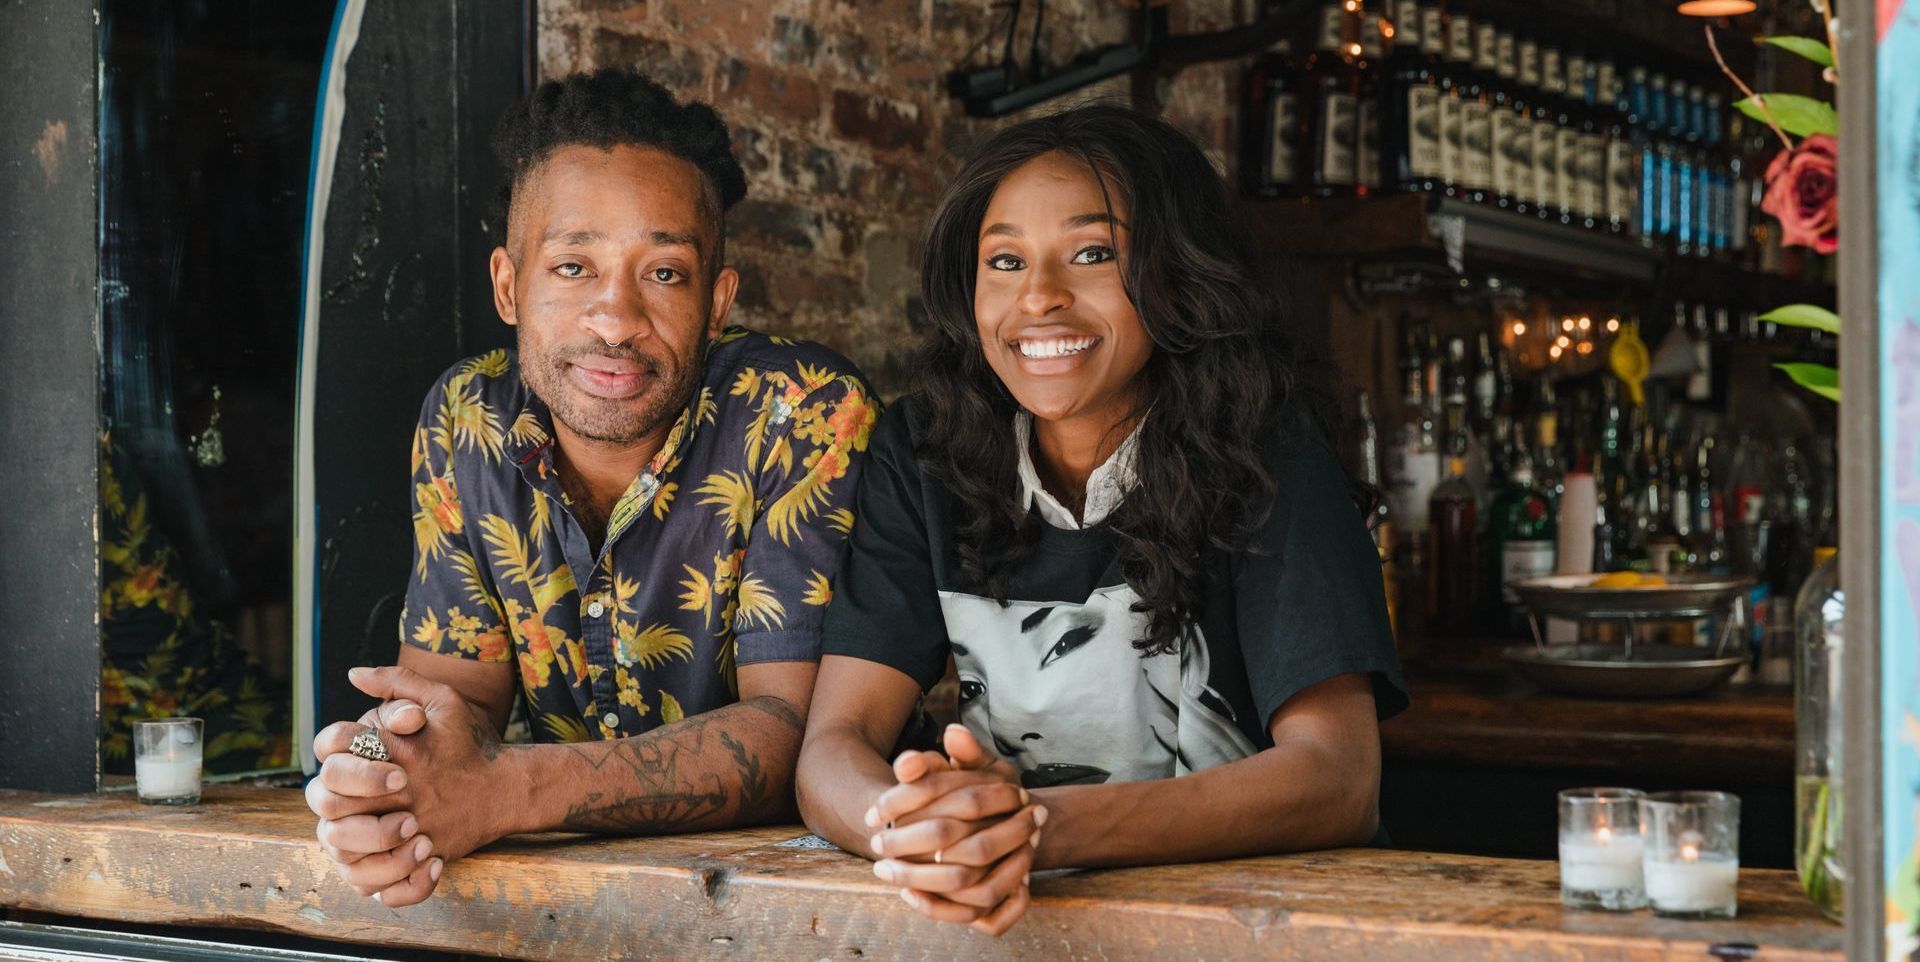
[915,103,1322,656]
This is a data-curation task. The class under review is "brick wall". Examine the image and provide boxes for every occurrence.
[539,0,1249,394]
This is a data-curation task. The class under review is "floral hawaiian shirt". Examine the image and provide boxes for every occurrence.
[401,327,876,742]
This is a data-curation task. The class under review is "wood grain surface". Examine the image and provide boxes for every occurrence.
[0,786,1841,961]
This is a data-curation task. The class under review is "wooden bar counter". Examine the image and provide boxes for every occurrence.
[0,786,1841,960]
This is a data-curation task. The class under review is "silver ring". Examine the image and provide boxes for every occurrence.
[348,727,390,762]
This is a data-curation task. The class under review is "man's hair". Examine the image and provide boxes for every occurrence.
[490,68,748,269]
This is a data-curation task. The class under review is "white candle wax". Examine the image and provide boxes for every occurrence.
[135,756,202,799]
[1644,854,1739,913]
[1559,834,1645,891]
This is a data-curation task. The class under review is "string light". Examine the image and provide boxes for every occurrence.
[1556,335,1572,348]
[1606,317,1621,333]
[1511,321,1527,337]
[1550,344,1564,360]
[1562,317,1575,332]
[1578,315,1593,332]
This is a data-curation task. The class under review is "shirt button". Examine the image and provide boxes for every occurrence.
[602,712,620,729]
[586,600,606,618]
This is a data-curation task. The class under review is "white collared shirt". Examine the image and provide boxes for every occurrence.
[1013,410,1143,529]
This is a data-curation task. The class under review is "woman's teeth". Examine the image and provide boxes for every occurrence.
[1015,336,1098,359]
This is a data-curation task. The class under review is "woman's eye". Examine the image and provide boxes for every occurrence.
[986,253,1025,271]
[958,679,985,704]
[1072,246,1116,265]
[1039,624,1098,669]
[554,262,586,278]
[651,268,681,283]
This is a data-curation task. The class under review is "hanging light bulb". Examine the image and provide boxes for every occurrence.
[1676,0,1757,16]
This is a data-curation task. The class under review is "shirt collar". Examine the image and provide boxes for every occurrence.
[1013,410,1143,530]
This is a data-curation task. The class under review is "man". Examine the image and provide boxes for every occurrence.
[303,68,876,907]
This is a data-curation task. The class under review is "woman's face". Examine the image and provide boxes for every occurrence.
[972,151,1153,427]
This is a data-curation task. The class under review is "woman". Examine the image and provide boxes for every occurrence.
[795,104,1406,935]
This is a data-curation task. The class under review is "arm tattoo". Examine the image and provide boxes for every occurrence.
[557,696,804,834]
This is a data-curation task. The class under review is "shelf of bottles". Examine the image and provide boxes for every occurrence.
[1353,301,1837,661]
[1242,0,1799,273]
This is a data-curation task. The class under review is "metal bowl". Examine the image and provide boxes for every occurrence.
[1509,573,1756,621]
[1501,643,1747,698]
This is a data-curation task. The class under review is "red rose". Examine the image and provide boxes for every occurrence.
[1761,134,1839,254]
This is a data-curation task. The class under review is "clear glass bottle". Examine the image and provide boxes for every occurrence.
[1793,547,1844,921]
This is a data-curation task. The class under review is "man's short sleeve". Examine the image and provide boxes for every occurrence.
[819,401,952,691]
[1234,432,1408,729]
[399,372,513,663]
[731,373,880,666]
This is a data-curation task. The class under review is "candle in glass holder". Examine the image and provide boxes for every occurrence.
[134,717,203,805]
[1640,791,1740,919]
[1558,788,1648,911]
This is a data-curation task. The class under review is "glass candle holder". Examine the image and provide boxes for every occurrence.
[1558,787,1649,910]
[134,717,203,805]
[1640,790,1740,919]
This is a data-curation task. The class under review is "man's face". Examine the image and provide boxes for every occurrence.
[489,144,738,447]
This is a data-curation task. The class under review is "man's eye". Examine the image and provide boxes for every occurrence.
[554,262,586,278]
[1072,246,1115,265]
[651,268,681,283]
[986,253,1024,271]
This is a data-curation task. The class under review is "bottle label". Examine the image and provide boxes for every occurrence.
[1396,0,1422,47]
[1440,91,1462,184]
[1556,127,1583,214]
[1606,136,1639,225]
[1321,91,1358,186]
[1462,99,1492,189]
[1357,98,1379,189]
[1388,443,1441,531]
[1501,540,1557,602]
[1533,118,1559,210]
[1267,93,1299,187]
[1421,8,1444,55]
[1408,85,1441,178]
[1492,110,1529,201]
[1448,20,1472,62]
[1578,132,1606,216]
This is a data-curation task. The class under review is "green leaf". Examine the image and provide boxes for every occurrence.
[1735,94,1839,137]
[1759,304,1841,334]
[1776,362,1841,402]
[1761,35,1834,69]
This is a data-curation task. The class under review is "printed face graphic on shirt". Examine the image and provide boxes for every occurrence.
[940,584,1257,789]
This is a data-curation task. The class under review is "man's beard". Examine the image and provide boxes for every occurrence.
[520,335,707,446]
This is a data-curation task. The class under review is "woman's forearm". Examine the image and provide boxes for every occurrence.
[795,722,902,859]
[1031,732,1379,869]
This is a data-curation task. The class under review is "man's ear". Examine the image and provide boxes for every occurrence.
[489,247,518,327]
[706,266,740,340]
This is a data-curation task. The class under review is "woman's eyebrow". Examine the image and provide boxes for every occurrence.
[1061,212,1128,230]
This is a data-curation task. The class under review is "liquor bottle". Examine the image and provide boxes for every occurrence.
[1490,26,1523,210]
[1438,4,1476,200]
[1387,320,1441,544]
[1512,35,1541,215]
[1533,376,1566,507]
[1493,446,1557,633]
[1428,451,1479,634]
[1649,72,1675,242]
[1354,388,1399,631]
[1568,50,1602,230]
[1555,48,1587,226]
[1304,2,1359,196]
[1356,11,1386,195]
[1242,39,1304,196]
[1672,80,1698,254]
[1598,59,1634,235]
[1461,13,1497,203]
[1631,66,1660,246]
[1380,0,1445,193]
[1534,45,1565,223]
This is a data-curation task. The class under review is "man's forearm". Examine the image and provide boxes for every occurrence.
[500,696,807,836]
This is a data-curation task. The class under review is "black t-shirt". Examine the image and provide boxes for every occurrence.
[821,396,1407,789]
